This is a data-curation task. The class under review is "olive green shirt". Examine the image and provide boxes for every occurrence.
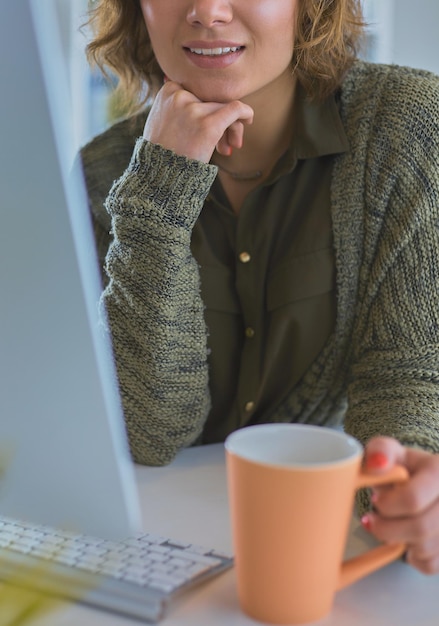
[196,86,348,443]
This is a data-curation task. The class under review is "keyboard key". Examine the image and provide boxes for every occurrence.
[164,539,191,549]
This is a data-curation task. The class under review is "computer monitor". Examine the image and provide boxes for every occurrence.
[0,0,142,540]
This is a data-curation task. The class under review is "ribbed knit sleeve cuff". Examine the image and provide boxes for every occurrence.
[106,138,218,230]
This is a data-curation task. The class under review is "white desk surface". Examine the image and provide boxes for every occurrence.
[23,444,439,625]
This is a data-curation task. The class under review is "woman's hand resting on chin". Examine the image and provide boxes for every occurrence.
[143,79,254,163]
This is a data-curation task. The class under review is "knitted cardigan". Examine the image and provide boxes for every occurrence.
[81,61,439,468]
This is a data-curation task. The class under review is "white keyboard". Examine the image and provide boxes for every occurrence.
[0,515,233,622]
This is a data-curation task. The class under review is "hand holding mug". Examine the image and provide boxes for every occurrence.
[363,436,439,575]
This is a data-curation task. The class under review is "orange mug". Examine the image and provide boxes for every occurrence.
[225,424,408,625]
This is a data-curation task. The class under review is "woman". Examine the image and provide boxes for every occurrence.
[81,0,439,574]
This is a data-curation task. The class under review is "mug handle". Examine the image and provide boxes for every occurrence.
[337,464,409,590]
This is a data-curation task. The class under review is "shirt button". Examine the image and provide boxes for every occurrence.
[239,251,251,263]
[245,327,255,338]
[245,401,255,412]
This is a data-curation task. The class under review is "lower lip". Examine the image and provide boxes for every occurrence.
[184,48,244,70]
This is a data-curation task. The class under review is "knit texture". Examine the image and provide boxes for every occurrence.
[80,62,439,487]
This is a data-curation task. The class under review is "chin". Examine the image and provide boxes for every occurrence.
[182,79,247,104]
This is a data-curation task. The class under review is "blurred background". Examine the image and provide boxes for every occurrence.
[54,0,439,153]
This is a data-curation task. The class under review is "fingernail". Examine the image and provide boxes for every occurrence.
[361,515,372,532]
[370,490,379,505]
[366,452,389,469]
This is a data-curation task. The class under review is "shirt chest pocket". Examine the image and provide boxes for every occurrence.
[267,247,335,310]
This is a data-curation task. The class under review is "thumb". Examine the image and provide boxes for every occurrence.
[363,436,406,474]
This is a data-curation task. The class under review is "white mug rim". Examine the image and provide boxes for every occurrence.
[224,424,363,470]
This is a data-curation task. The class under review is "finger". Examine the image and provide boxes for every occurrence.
[372,450,439,517]
[225,100,254,126]
[225,120,245,150]
[215,102,253,156]
[216,121,245,156]
[365,435,438,475]
[362,496,439,544]
[405,540,439,575]
[363,437,409,513]
[216,138,233,156]
[364,436,406,474]
[407,531,439,562]
[406,553,439,576]
[159,78,183,96]
[207,100,254,137]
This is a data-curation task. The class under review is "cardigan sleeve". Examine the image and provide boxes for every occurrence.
[344,222,439,452]
[100,138,218,465]
[343,69,439,470]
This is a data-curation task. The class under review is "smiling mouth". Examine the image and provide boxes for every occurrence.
[187,46,243,56]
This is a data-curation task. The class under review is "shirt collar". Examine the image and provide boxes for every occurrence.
[296,83,349,158]
[266,83,349,185]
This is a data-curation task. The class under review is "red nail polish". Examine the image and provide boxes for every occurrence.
[361,515,372,532]
[366,452,388,469]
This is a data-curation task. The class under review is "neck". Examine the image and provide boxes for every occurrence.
[213,74,297,179]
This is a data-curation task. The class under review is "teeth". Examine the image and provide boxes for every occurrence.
[189,46,241,56]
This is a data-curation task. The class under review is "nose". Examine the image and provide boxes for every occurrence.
[187,0,233,28]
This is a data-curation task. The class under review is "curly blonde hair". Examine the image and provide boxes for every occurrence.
[86,0,365,113]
